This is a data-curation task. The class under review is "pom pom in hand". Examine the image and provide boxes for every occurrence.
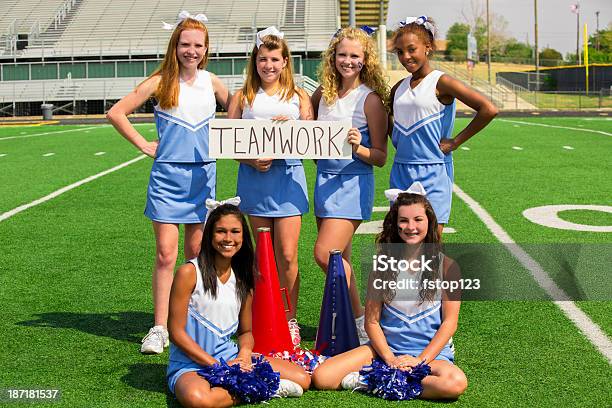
[197,355,280,403]
[359,359,431,401]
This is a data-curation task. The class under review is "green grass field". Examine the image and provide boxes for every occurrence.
[0,117,611,407]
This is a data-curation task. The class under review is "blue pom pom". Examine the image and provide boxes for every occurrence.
[359,359,431,401]
[197,356,280,403]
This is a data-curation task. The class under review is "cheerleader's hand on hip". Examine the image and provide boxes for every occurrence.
[139,141,159,158]
[347,128,362,152]
[439,138,458,154]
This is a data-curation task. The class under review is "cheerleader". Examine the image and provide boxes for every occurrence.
[227,27,313,346]
[167,200,309,407]
[107,11,230,354]
[311,27,388,343]
[312,185,467,400]
[389,16,497,235]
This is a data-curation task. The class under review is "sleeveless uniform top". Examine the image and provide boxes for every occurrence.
[317,84,374,174]
[391,70,456,165]
[154,70,216,163]
[242,88,302,166]
[378,254,454,360]
[168,259,241,365]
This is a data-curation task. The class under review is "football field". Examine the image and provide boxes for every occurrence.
[0,117,610,407]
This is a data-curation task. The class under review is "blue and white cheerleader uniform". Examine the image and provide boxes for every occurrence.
[390,70,456,224]
[378,254,454,363]
[236,89,309,217]
[315,84,375,220]
[145,70,216,223]
[167,258,241,393]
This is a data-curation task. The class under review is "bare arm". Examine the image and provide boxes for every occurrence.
[437,74,498,153]
[310,86,323,120]
[351,92,387,167]
[227,291,255,371]
[106,76,160,158]
[297,88,314,120]
[417,257,461,364]
[364,298,397,365]
[226,90,244,120]
[168,263,218,366]
[387,79,402,139]
[210,73,231,111]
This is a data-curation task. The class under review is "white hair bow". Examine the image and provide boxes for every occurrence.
[256,26,284,48]
[205,196,241,210]
[162,10,208,30]
[384,182,427,202]
[400,15,436,37]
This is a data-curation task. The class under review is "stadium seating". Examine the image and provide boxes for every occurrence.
[3,0,338,58]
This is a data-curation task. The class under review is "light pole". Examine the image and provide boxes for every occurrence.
[595,11,600,50]
[349,0,356,28]
[486,0,491,84]
[534,0,539,90]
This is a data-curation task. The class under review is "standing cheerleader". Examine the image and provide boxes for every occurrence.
[107,11,230,354]
[389,16,497,235]
[227,27,313,345]
[311,27,388,343]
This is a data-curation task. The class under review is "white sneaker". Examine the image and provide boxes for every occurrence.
[355,315,368,345]
[341,371,366,391]
[287,318,301,348]
[274,379,303,398]
[140,325,169,354]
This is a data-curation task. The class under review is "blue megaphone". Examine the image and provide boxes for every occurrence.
[315,250,360,356]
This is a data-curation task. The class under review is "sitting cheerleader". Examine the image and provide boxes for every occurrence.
[167,199,310,407]
[311,183,467,400]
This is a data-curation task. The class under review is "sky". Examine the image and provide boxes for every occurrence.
[387,0,611,56]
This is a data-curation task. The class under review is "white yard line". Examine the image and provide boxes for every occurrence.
[0,126,102,141]
[562,146,575,150]
[0,155,147,222]
[453,183,612,364]
[498,119,612,137]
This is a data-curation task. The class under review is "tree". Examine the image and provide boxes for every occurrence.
[587,25,612,63]
[446,22,470,54]
[461,0,509,58]
[539,48,563,66]
[503,40,533,62]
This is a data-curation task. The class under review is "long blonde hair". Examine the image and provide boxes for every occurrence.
[318,27,389,109]
[151,19,209,109]
[242,35,296,107]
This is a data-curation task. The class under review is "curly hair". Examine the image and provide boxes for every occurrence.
[374,193,442,304]
[317,27,389,109]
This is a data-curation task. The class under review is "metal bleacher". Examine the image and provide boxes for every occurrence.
[4,0,338,58]
[1,0,333,113]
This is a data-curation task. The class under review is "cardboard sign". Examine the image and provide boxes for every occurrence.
[208,118,353,159]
